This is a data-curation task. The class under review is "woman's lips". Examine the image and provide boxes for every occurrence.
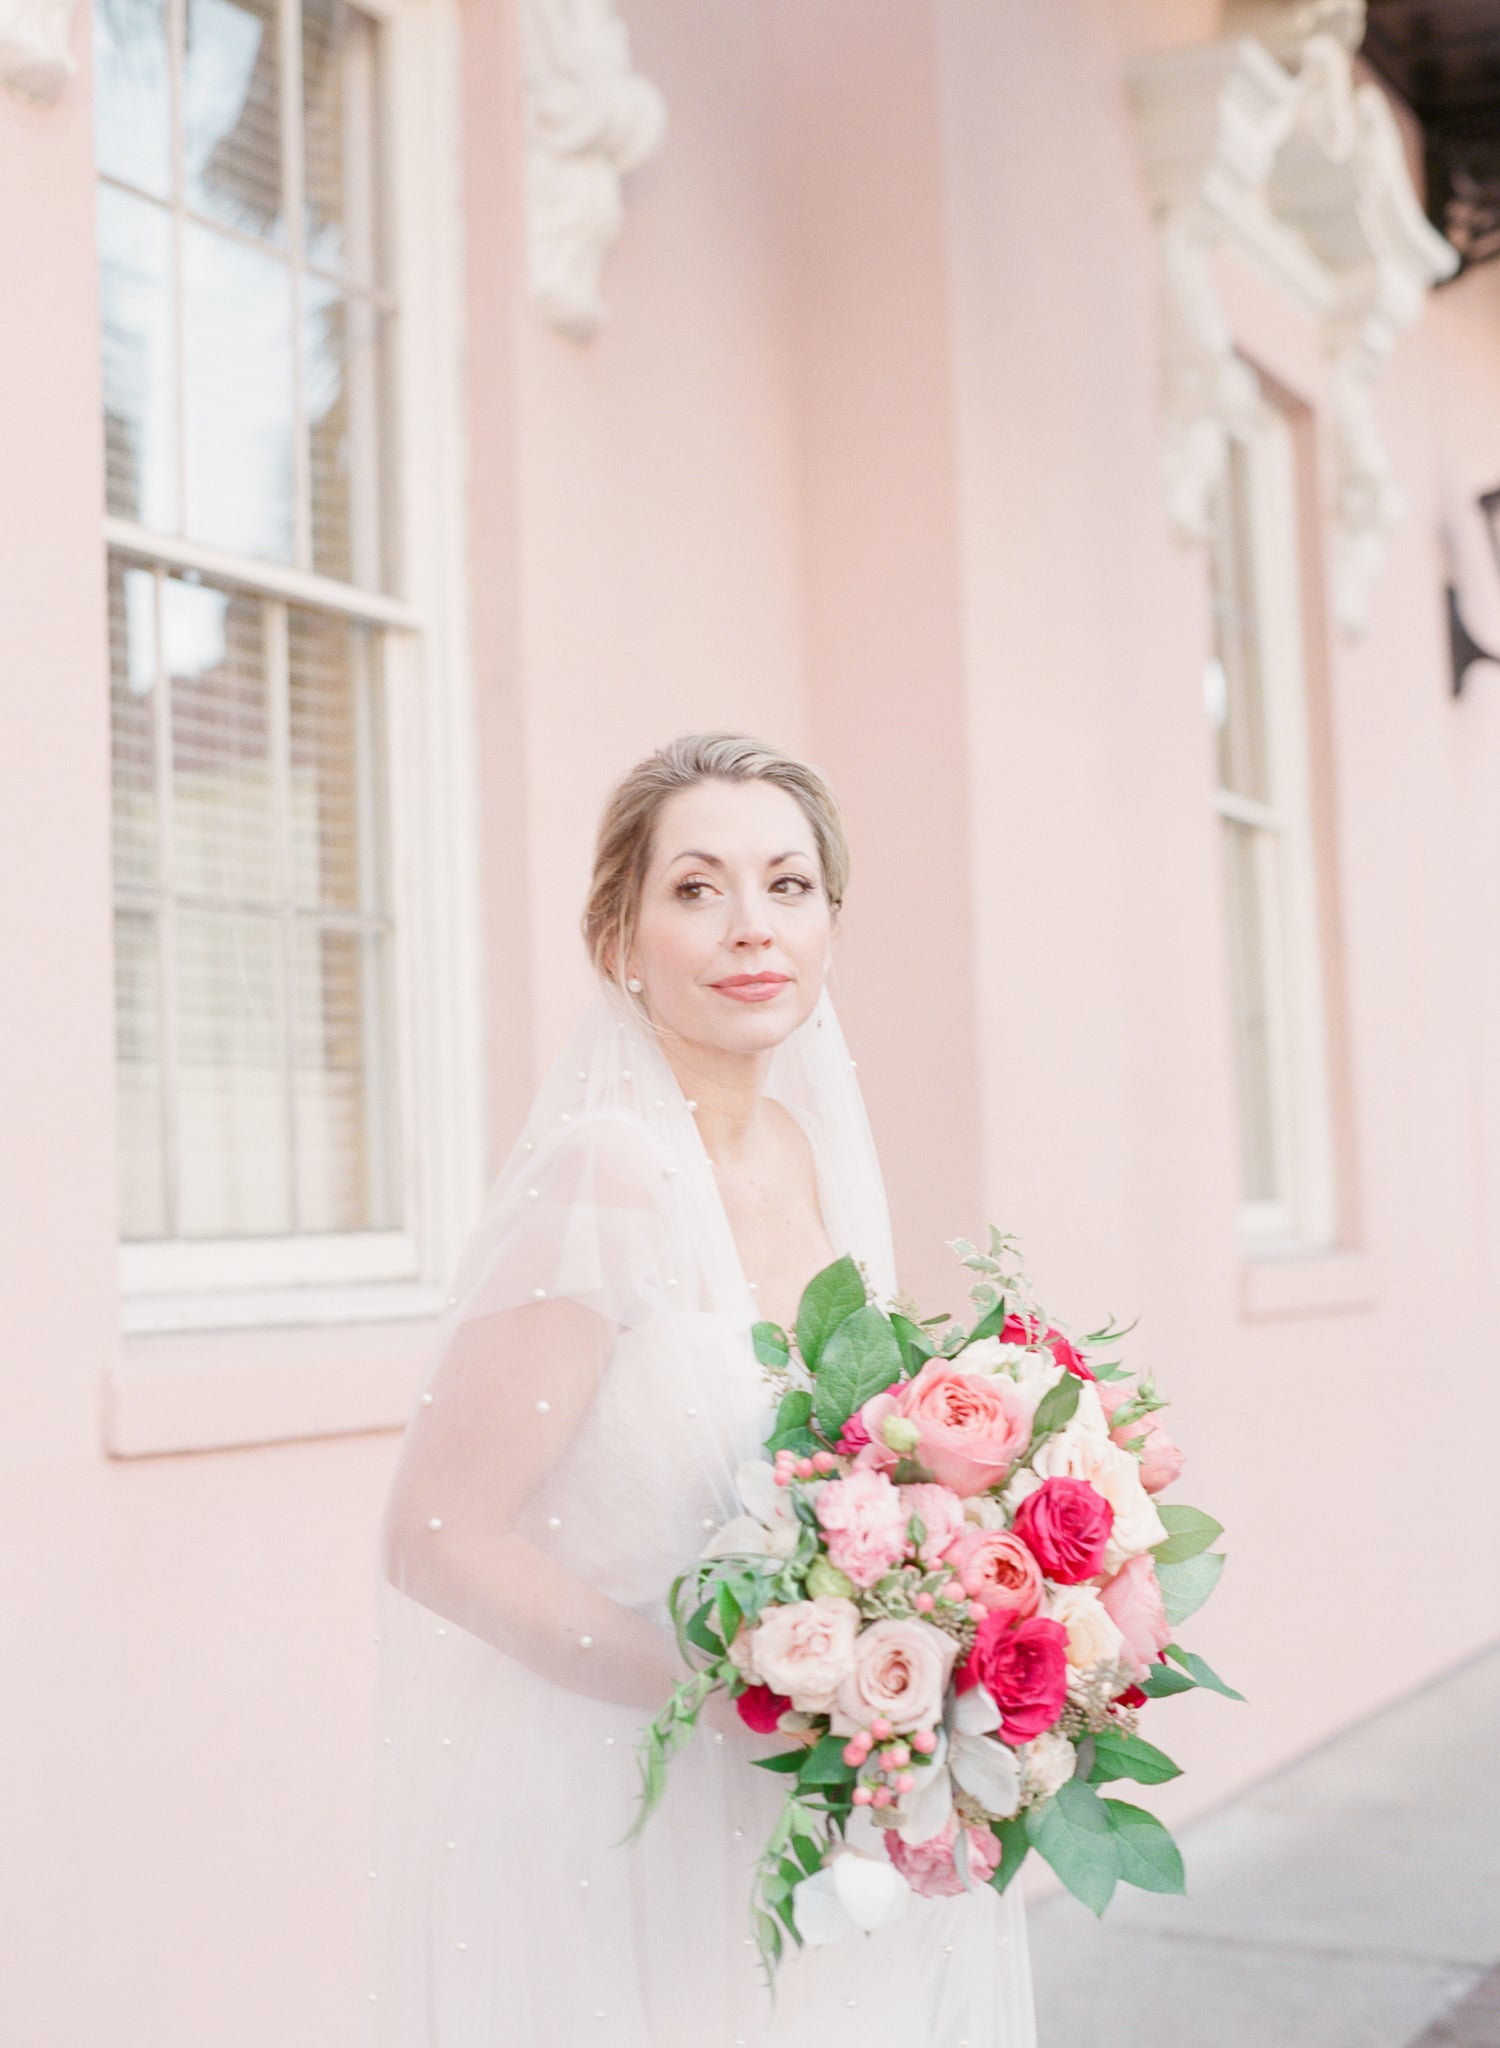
[710,977,789,1003]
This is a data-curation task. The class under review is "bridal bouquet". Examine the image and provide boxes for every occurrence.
[627,1230,1241,1982]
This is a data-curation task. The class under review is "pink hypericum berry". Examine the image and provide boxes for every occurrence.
[850,1729,873,1756]
[773,1470,793,1488]
[940,1583,966,1603]
[852,1785,873,1806]
[914,1591,935,1613]
[812,1451,837,1474]
[967,1600,987,1621]
[871,1786,893,1809]
[911,1729,937,1755]
[870,1717,893,1742]
[886,1743,911,1768]
[842,1742,866,1768]
[895,1773,915,1795]
[796,1457,817,1480]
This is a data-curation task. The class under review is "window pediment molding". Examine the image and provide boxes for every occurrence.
[522,0,667,342]
[1131,10,1458,635]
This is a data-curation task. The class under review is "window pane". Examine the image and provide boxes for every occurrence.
[287,607,381,909]
[109,560,160,891]
[292,925,395,1229]
[115,909,169,1238]
[305,278,389,588]
[302,0,383,287]
[166,579,274,900]
[183,0,283,242]
[183,222,294,560]
[175,910,290,1234]
[94,0,172,199]
[1210,440,1272,805]
[1221,817,1279,1204]
[98,183,179,531]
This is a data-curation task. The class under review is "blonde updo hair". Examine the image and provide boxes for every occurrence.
[582,731,849,1020]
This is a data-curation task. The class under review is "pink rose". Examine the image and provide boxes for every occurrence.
[884,1815,1001,1898]
[1112,1411,1185,1494]
[1000,1310,1094,1382]
[1012,1475,1114,1584]
[747,1596,861,1713]
[830,1619,958,1735]
[899,1482,967,1565]
[735,1683,792,1732]
[958,1611,1069,1743]
[858,1360,1033,1497]
[941,1527,1044,1618]
[1098,1554,1171,1684]
[814,1470,909,1589]
[835,1409,872,1455]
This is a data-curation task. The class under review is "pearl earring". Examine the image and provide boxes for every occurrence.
[626,976,643,993]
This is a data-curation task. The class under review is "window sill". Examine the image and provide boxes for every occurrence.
[104,1312,440,1457]
[1237,1245,1379,1321]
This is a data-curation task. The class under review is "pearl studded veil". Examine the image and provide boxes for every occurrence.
[361,975,921,2046]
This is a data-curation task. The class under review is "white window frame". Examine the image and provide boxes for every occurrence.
[1209,389,1337,1257]
[104,0,484,1335]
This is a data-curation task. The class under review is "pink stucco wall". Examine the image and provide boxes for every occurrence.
[3,0,1499,2039]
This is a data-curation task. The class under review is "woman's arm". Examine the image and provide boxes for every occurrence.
[381,1295,684,1711]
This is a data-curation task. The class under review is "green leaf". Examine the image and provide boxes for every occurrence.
[1103,1799,1186,1894]
[1151,1505,1224,1566]
[765,1388,817,1456]
[964,1294,1011,1345]
[811,1303,905,1441]
[791,1833,824,1878]
[1031,1372,1081,1439]
[684,1602,724,1658]
[753,1320,792,1372]
[1136,1660,1195,1698]
[1155,1550,1225,1627]
[751,1749,807,1775]
[1165,1643,1245,1702]
[796,1256,868,1370]
[890,1310,935,1373]
[1086,1728,1183,1786]
[798,1733,857,1787]
[1024,1779,1119,1916]
[988,1814,1031,1894]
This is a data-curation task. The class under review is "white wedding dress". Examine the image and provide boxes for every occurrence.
[364,983,1036,2047]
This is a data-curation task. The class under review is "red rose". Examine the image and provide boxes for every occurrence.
[1000,1311,1095,1382]
[734,1683,792,1733]
[1115,1685,1147,1710]
[1012,1476,1114,1584]
[958,1611,1069,1743]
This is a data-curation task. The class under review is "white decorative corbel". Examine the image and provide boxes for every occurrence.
[1130,2,1458,634]
[1,0,79,102]
[521,0,666,342]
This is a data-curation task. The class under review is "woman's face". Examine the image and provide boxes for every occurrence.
[626,777,835,1054]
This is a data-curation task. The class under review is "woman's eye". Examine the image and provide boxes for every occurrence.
[673,875,815,900]
[774,876,815,895]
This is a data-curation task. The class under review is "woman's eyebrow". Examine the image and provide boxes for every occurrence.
[665,849,812,869]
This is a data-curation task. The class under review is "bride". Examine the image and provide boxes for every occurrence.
[365,732,1037,2046]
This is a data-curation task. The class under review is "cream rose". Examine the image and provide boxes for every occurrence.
[1044,1583,1128,1694]
[746,1596,860,1714]
[829,1618,958,1735]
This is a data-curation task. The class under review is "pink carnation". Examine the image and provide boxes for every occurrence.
[884,1815,1001,1898]
[814,1469,909,1588]
[898,1482,967,1565]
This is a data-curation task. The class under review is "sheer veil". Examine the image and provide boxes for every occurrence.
[364,977,1028,2046]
